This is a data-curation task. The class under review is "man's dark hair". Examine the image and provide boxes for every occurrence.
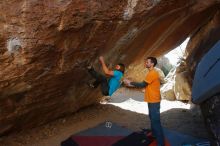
[117,63,125,74]
[147,57,157,67]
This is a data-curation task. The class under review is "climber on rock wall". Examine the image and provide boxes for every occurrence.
[87,56,125,97]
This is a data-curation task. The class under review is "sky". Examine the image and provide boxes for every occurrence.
[165,37,190,66]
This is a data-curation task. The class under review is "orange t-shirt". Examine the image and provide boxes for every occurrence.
[144,69,161,103]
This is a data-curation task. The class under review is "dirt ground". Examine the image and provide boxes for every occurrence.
[0,88,211,146]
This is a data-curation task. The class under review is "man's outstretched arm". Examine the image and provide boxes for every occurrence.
[99,56,114,76]
[130,81,148,88]
[123,79,148,88]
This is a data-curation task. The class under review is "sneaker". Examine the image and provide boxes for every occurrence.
[104,96,111,102]
[86,82,95,88]
[86,65,93,70]
[100,96,111,104]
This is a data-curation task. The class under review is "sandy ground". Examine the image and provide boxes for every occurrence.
[0,88,211,146]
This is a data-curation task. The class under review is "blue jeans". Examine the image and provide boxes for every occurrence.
[148,102,165,146]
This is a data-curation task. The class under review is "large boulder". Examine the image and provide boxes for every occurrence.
[157,56,173,76]
[174,70,191,101]
[161,62,191,101]
[0,0,219,135]
[185,11,220,145]
[161,68,176,101]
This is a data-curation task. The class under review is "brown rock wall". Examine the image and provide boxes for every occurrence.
[0,0,219,135]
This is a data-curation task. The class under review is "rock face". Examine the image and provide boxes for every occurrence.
[0,0,220,135]
[157,56,173,76]
[201,94,220,145]
[185,10,220,146]
[161,68,176,101]
[161,61,191,101]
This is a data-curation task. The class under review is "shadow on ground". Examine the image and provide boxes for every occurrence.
[0,98,212,146]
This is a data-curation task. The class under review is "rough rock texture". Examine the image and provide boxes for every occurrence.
[157,56,173,76]
[174,71,191,101]
[201,94,220,145]
[185,10,220,146]
[161,61,191,101]
[161,68,176,101]
[0,0,220,136]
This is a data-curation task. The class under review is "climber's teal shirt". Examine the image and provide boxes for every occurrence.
[108,70,123,96]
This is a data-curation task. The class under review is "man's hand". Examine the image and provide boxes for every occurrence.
[123,78,134,87]
[99,56,104,63]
